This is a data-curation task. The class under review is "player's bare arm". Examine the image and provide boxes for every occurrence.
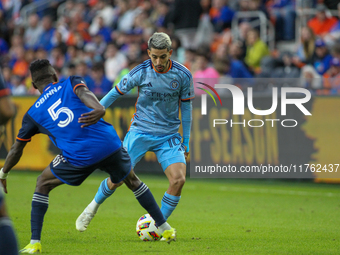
[76,86,105,128]
[0,141,27,193]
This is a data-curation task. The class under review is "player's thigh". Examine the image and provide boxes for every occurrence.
[154,133,186,171]
[99,147,132,184]
[123,131,150,168]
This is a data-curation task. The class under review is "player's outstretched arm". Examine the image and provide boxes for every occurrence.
[100,86,122,109]
[181,100,192,159]
[76,86,105,128]
[0,141,27,193]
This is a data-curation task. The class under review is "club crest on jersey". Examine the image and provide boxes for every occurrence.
[123,78,128,85]
[170,80,179,90]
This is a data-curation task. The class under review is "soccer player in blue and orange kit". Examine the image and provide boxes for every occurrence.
[0,59,176,254]
[76,32,194,235]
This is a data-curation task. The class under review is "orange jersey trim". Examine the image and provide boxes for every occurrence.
[115,86,124,95]
[16,137,31,142]
[73,83,87,93]
[152,59,172,74]
[181,96,195,101]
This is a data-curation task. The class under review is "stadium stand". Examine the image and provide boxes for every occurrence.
[0,0,340,95]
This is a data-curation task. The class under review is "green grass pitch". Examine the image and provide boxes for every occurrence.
[4,171,340,254]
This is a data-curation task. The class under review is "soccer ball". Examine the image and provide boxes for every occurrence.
[136,214,162,241]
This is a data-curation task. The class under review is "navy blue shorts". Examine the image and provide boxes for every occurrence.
[50,146,131,186]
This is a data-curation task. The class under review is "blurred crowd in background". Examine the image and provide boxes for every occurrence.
[1,0,340,96]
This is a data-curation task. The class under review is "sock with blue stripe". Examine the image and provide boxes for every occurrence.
[31,192,49,241]
[133,182,167,228]
[87,178,116,214]
[161,192,181,220]
[0,217,18,255]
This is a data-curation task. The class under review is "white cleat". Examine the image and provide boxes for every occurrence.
[76,207,95,232]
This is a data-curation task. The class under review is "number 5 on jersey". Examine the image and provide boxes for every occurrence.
[48,98,74,127]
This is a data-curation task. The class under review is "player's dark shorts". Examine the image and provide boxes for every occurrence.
[50,146,131,186]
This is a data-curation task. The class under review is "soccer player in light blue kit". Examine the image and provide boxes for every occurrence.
[76,32,194,232]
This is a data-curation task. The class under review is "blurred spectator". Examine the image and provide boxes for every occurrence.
[271,51,300,78]
[126,42,142,62]
[94,16,112,43]
[76,62,94,88]
[11,75,26,95]
[65,45,80,66]
[193,50,219,94]
[183,48,197,70]
[194,0,214,49]
[35,48,48,60]
[66,62,77,77]
[104,42,128,82]
[24,13,43,49]
[300,65,322,91]
[171,36,185,64]
[228,41,253,78]
[115,0,142,33]
[167,0,203,49]
[0,33,9,55]
[49,47,65,69]
[88,62,112,95]
[244,29,270,71]
[89,0,116,35]
[51,31,68,54]
[113,60,140,95]
[307,38,332,75]
[307,4,337,37]
[209,0,235,32]
[36,15,55,51]
[12,46,28,77]
[323,57,340,93]
[85,34,107,56]
[323,3,340,46]
[152,1,171,29]
[268,0,295,41]
[2,66,12,90]
[296,26,316,62]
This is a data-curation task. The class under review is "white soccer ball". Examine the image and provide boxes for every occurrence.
[136,214,162,241]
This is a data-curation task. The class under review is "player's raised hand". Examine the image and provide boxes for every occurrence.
[78,108,105,128]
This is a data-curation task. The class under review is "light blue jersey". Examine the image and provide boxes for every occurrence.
[107,59,194,135]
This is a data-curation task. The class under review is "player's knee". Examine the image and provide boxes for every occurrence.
[35,175,53,194]
[169,175,186,188]
[124,173,141,191]
[107,179,123,190]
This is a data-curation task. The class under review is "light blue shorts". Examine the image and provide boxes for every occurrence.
[123,131,186,171]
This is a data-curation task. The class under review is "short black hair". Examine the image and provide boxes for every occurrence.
[30,59,55,83]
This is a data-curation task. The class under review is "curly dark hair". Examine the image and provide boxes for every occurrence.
[29,59,55,83]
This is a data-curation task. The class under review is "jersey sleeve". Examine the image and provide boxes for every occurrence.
[180,73,195,101]
[114,72,139,95]
[0,71,10,98]
[70,76,88,93]
[16,113,39,142]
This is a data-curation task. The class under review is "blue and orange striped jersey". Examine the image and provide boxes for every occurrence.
[114,59,194,135]
[16,76,122,166]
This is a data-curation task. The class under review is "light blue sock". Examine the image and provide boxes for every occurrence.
[94,178,115,204]
[160,192,181,220]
